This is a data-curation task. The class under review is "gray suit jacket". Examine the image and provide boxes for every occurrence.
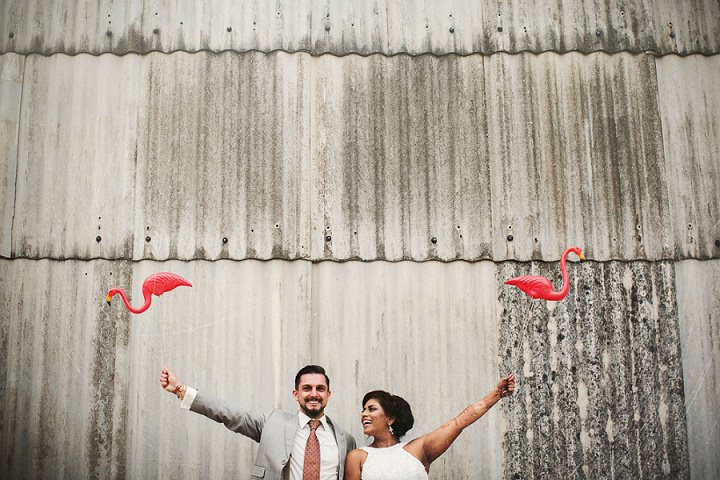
[191,392,356,480]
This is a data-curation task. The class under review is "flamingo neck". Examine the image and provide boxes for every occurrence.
[113,289,152,314]
[553,249,572,300]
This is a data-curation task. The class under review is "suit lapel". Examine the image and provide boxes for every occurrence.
[327,416,346,458]
[286,413,299,456]
[328,417,346,478]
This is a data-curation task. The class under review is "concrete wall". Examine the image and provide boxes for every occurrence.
[2,0,719,55]
[1,1,718,478]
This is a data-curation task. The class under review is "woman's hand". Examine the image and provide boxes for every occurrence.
[496,372,516,398]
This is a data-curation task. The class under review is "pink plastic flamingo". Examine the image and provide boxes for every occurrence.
[505,247,586,301]
[106,272,192,314]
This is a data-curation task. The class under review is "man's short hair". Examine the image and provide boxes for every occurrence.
[294,365,330,390]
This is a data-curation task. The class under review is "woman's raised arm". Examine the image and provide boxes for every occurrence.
[406,373,515,468]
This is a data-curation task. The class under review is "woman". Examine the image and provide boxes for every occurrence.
[345,373,515,479]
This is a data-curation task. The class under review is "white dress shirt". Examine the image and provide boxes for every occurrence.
[181,388,339,479]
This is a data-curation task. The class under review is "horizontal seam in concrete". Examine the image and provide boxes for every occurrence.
[2,256,719,265]
[1,48,720,59]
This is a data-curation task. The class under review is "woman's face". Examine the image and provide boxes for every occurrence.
[361,398,393,436]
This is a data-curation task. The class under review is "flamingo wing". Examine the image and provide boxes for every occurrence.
[505,275,555,300]
[143,272,193,296]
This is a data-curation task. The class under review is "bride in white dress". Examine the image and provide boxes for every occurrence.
[345,373,515,480]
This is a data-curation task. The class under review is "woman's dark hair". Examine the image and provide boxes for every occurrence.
[362,390,414,439]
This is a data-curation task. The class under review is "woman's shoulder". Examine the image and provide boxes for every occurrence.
[344,448,369,480]
[347,447,370,459]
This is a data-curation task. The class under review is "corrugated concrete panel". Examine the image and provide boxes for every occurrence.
[2,258,697,478]
[12,54,141,260]
[2,0,719,56]
[0,54,23,258]
[313,260,504,478]
[0,0,316,56]
[134,52,311,261]
[124,259,314,479]
[9,52,717,263]
[313,52,678,262]
[382,0,717,56]
[11,51,312,261]
[498,260,689,478]
[656,55,720,259]
[0,258,314,479]
[676,259,720,480]
[0,259,133,479]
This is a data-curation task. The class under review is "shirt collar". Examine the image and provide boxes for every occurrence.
[298,411,329,430]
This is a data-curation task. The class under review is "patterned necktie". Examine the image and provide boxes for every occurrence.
[303,419,321,480]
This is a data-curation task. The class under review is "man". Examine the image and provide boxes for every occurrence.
[160,365,356,480]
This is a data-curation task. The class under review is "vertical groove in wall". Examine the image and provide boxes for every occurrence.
[0,54,24,258]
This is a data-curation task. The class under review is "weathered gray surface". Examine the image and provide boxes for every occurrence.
[1,1,718,478]
[656,54,720,259]
[0,258,315,479]
[11,54,141,260]
[9,51,312,261]
[676,260,720,480]
[0,259,133,479]
[8,51,718,262]
[124,259,314,480]
[313,52,677,262]
[0,53,22,258]
[133,52,311,261]
[313,260,503,479]
[498,260,689,479]
[2,258,705,478]
[1,0,719,56]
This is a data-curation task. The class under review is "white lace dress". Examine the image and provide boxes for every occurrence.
[360,443,429,480]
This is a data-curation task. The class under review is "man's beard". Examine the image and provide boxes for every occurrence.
[302,401,325,418]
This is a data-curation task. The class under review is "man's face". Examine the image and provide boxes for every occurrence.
[293,373,331,418]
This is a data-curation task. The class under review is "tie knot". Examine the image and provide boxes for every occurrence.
[309,419,321,431]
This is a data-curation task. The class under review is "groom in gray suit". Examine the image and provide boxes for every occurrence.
[160,365,356,479]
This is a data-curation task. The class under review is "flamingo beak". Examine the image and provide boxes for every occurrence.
[579,252,586,261]
[105,294,112,304]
